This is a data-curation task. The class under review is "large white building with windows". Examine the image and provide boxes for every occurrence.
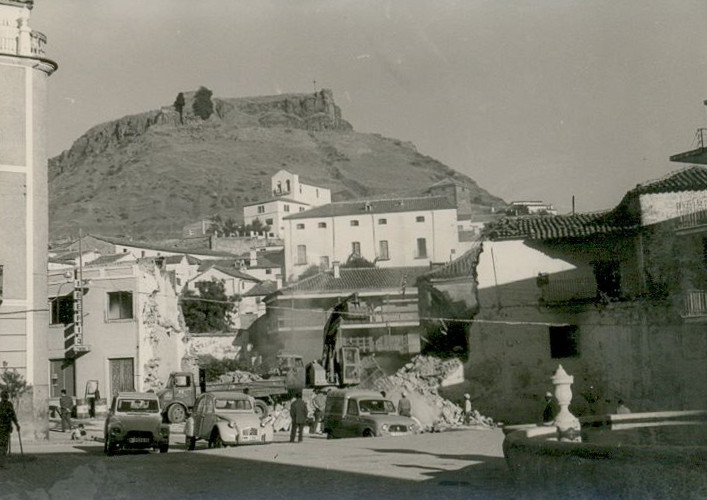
[282,196,459,281]
[243,170,331,238]
[0,0,57,437]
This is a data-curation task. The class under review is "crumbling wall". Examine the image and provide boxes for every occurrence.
[186,334,240,360]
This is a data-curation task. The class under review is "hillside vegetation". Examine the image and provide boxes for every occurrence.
[49,89,503,240]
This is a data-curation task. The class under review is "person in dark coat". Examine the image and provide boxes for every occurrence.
[0,390,20,469]
[542,392,556,424]
[88,387,100,419]
[59,389,74,432]
[289,393,308,443]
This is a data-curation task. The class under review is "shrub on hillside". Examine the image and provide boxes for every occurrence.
[192,86,214,120]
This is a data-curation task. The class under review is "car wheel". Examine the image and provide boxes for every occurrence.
[159,443,169,453]
[253,400,270,420]
[209,430,224,448]
[167,404,187,424]
[363,429,375,438]
[105,437,117,456]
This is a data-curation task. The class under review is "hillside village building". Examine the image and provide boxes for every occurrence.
[47,258,186,401]
[422,166,707,424]
[243,170,331,238]
[282,196,459,281]
[0,0,57,437]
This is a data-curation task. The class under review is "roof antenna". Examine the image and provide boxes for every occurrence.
[572,195,575,215]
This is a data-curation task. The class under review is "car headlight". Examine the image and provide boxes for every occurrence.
[381,424,389,432]
[111,427,122,435]
[228,421,237,429]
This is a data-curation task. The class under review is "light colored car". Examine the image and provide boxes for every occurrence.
[323,389,419,438]
[104,392,170,455]
[187,391,274,448]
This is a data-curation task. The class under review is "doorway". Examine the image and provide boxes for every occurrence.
[109,358,135,394]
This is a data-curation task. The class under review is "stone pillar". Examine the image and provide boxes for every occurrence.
[551,364,581,442]
[17,14,30,55]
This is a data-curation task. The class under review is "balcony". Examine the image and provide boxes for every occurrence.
[0,24,47,58]
[682,290,707,320]
[676,199,707,234]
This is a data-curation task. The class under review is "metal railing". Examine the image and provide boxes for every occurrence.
[0,29,47,57]
[683,290,707,318]
[677,198,707,231]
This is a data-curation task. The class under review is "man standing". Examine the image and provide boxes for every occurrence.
[289,393,308,443]
[463,393,473,425]
[59,389,74,432]
[397,392,412,417]
[311,390,327,434]
[0,390,20,469]
[542,392,556,425]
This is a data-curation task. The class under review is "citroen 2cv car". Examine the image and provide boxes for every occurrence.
[323,389,419,438]
[104,392,170,455]
[186,391,274,449]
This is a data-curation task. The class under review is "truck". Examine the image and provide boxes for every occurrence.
[159,293,363,424]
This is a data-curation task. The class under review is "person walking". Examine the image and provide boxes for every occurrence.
[289,393,308,443]
[59,389,74,432]
[88,387,100,419]
[0,390,20,469]
[397,392,412,417]
[463,393,473,425]
[542,392,556,425]
[311,390,327,434]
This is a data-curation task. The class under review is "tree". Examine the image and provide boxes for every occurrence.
[181,279,237,332]
[192,86,214,120]
[173,92,185,124]
[342,255,376,268]
[0,360,29,406]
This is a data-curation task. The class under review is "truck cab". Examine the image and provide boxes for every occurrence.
[157,372,197,424]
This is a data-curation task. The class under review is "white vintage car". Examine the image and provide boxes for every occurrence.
[186,391,274,449]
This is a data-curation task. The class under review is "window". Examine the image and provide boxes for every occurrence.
[351,242,361,256]
[50,359,75,398]
[257,205,265,214]
[299,207,305,212]
[285,180,291,192]
[593,261,621,300]
[318,222,327,228]
[379,240,389,260]
[265,218,274,225]
[416,216,425,223]
[346,401,359,416]
[107,291,133,320]
[296,223,305,230]
[265,269,272,275]
[284,204,290,212]
[50,295,74,325]
[549,325,580,358]
[320,256,330,269]
[416,238,428,259]
[141,250,146,257]
[350,220,359,227]
[296,245,307,265]
[378,218,387,225]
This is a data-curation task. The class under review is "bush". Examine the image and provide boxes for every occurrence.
[192,86,214,120]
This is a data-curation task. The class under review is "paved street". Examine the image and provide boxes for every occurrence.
[0,427,530,500]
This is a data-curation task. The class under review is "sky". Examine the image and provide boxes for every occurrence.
[35,0,707,213]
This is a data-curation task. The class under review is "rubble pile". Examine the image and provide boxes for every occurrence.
[218,370,263,384]
[370,355,494,432]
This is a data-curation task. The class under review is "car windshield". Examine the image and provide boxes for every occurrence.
[117,398,159,413]
[358,399,395,414]
[215,398,253,411]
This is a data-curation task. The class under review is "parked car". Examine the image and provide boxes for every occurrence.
[323,389,420,438]
[104,392,170,456]
[187,391,274,449]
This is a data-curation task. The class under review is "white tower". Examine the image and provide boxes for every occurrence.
[0,0,57,438]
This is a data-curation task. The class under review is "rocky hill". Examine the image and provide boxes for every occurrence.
[49,89,504,240]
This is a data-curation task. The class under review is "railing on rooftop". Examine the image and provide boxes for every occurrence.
[676,199,707,232]
[0,25,47,57]
[683,290,707,319]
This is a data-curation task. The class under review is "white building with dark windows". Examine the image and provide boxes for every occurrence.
[282,196,459,281]
[243,170,331,238]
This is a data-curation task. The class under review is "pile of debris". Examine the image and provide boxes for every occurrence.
[369,355,494,432]
[218,370,263,384]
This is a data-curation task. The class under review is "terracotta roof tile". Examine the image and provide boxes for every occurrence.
[283,266,430,294]
[283,196,454,220]
[486,212,637,241]
[244,280,279,297]
[630,165,707,195]
[419,243,482,280]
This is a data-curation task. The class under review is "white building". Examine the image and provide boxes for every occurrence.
[282,196,459,281]
[243,170,331,238]
[509,200,558,215]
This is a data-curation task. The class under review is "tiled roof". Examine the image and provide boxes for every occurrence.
[630,165,707,195]
[283,266,430,294]
[242,197,310,207]
[283,196,455,220]
[486,212,637,241]
[91,235,235,257]
[212,265,260,282]
[419,243,482,281]
[244,280,279,297]
[86,254,133,266]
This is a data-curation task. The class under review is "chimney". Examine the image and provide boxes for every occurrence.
[275,275,283,289]
[249,249,258,264]
[332,261,341,279]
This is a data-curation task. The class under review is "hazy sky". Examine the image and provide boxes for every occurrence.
[36,0,707,213]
